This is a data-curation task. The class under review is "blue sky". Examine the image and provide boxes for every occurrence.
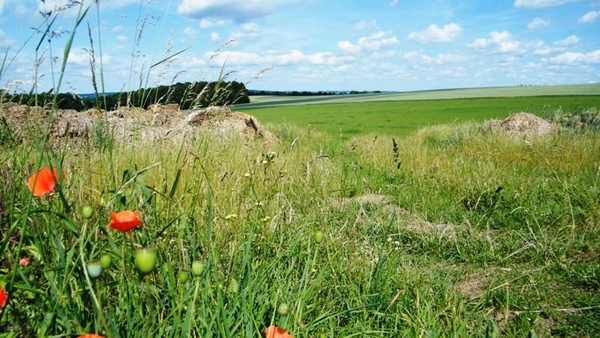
[0,0,599,93]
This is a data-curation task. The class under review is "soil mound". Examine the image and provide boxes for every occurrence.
[0,103,277,146]
[486,112,557,136]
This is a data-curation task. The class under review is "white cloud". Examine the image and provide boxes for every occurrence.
[408,23,463,43]
[199,18,231,29]
[0,0,6,15]
[355,20,377,30]
[527,17,550,30]
[554,35,580,46]
[468,38,489,49]
[242,22,260,32]
[579,11,600,23]
[389,0,399,7]
[358,31,399,50]
[67,51,110,66]
[498,40,523,53]
[67,52,89,66]
[210,32,220,42]
[205,49,337,67]
[402,51,466,65]
[514,0,577,8]
[338,31,399,54]
[338,41,361,54]
[178,0,300,22]
[468,30,525,54]
[184,27,197,39]
[550,50,600,64]
[490,30,511,44]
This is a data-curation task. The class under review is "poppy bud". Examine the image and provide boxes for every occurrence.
[100,255,112,269]
[81,206,94,219]
[134,248,157,274]
[191,261,205,277]
[87,261,102,278]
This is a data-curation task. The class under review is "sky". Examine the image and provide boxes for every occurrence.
[0,0,599,94]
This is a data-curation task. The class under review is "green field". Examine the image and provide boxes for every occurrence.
[239,94,600,139]
[238,84,600,108]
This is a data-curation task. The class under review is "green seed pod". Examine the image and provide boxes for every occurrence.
[314,231,324,243]
[81,206,94,219]
[191,261,205,277]
[100,254,112,269]
[87,261,103,278]
[134,248,157,274]
[277,303,289,316]
[179,270,190,283]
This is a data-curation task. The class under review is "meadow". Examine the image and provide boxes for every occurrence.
[238,94,600,139]
[2,90,600,337]
[1,2,600,337]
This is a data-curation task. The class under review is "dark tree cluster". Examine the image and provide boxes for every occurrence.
[1,81,250,112]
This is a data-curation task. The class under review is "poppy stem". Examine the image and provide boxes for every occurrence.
[79,222,111,337]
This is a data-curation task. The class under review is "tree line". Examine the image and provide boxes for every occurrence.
[1,81,250,111]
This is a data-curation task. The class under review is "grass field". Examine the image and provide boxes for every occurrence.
[239,94,600,139]
[237,84,600,108]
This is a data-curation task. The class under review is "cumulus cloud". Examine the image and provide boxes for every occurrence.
[401,51,467,66]
[408,23,463,43]
[355,20,377,30]
[338,31,399,54]
[205,49,337,67]
[514,0,577,8]
[199,18,231,29]
[178,0,299,22]
[550,50,600,64]
[338,41,361,54]
[468,30,525,54]
[527,17,550,30]
[68,51,110,66]
[554,35,580,46]
[579,11,600,23]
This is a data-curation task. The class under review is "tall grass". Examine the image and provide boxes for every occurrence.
[1,2,600,337]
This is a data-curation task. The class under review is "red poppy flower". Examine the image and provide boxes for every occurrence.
[0,286,7,308]
[19,257,30,267]
[265,325,293,338]
[27,166,63,197]
[109,210,143,232]
[78,334,105,338]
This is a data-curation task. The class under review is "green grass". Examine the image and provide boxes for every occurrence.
[2,2,600,337]
[239,95,600,139]
[238,84,600,108]
[2,105,600,337]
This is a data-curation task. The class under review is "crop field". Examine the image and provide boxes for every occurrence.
[238,83,600,108]
[239,94,600,139]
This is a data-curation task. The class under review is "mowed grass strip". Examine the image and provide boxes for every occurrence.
[240,95,600,139]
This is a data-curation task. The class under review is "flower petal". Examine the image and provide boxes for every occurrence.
[265,325,293,338]
[0,286,8,308]
[27,167,62,197]
[109,210,143,232]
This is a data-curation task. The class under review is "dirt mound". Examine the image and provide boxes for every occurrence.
[486,112,557,136]
[0,102,277,146]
